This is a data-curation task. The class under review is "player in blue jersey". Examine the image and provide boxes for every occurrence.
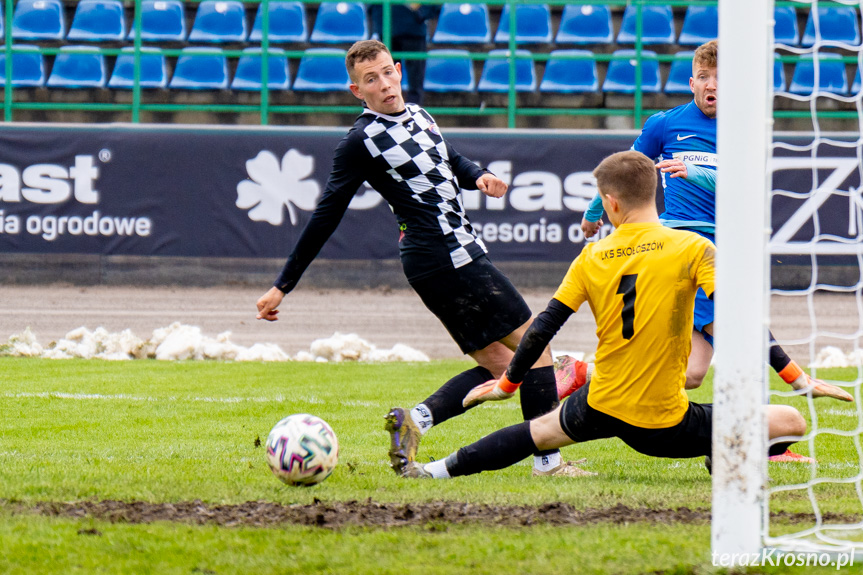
[573,41,851,461]
[256,40,588,478]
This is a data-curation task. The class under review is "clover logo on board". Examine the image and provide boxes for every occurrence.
[236,149,320,226]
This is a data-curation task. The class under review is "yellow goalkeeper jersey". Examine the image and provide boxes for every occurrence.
[553,222,716,428]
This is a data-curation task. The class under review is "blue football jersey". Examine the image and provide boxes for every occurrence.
[633,101,717,226]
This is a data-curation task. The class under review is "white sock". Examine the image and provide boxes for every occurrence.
[410,404,433,435]
[534,451,561,472]
[424,458,451,479]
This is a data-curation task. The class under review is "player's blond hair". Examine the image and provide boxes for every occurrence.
[346,40,392,82]
[593,151,657,208]
[693,40,717,71]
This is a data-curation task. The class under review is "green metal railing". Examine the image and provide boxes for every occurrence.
[0,0,852,126]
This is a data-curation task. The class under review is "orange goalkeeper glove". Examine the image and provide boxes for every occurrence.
[781,360,854,402]
[462,373,521,408]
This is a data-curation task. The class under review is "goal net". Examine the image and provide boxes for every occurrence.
[766,0,863,560]
[714,0,863,565]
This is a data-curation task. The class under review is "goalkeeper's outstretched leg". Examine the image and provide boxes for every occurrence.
[404,383,808,480]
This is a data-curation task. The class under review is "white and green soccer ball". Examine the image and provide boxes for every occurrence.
[265,414,339,486]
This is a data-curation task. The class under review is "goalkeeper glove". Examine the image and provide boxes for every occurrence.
[783,360,853,402]
[790,372,854,402]
[462,373,521,408]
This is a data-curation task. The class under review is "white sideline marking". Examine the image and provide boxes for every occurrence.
[819,462,863,470]
[3,392,374,407]
[482,403,520,410]
[5,390,518,409]
[7,392,158,401]
[822,408,859,418]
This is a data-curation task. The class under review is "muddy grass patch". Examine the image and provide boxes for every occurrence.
[3,500,686,528]
[5,500,853,529]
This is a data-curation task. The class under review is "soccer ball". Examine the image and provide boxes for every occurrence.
[265,414,339,486]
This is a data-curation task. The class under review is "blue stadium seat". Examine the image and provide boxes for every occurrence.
[664,51,693,94]
[802,6,861,47]
[309,2,369,43]
[0,45,45,87]
[47,45,107,88]
[423,49,474,92]
[853,67,861,94]
[169,47,229,89]
[678,5,717,46]
[231,47,290,91]
[539,49,597,93]
[617,5,675,45]
[250,1,308,43]
[602,49,661,94]
[67,0,125,41]
[788,53,849,95]
[12,0,65,41]
[554,5,612,45]
[293,48,350,91]
[129,0,186,42]
[774,6,799,46]
[494,4,552,44]
[108,47,168,89]
[431,3,490,44]
[477,49,536,92]
[774,55,786,92]
[188,0,248,43]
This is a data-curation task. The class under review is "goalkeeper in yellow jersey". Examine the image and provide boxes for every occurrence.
[402,150,807,479]
[573,40,851,409]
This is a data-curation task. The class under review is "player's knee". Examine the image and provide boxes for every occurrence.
[768,405,807,438]
[470,343,513,378]
[477,364,505,379]
[528,408,570,451]
[476,359,507,379]
[787,408,807,437]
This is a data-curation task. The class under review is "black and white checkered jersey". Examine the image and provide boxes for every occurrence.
[275,104,489,293]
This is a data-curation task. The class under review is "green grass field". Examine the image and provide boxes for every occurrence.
[1,357,861,574]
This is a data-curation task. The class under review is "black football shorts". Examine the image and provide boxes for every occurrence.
[559,382,713,458]
[409,255,532,354]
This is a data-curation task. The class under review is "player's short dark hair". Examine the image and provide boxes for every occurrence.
[694,40,717,71]
[346,40,392,82]
[593,151,656,208]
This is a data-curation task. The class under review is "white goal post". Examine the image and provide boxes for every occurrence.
[712,0,773,560]
[714,0,863,564]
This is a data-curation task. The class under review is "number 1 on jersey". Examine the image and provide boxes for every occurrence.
[616,274,638,339]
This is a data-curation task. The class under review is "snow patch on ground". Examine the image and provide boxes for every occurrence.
[809,346,863,369]
[0,324,430,363]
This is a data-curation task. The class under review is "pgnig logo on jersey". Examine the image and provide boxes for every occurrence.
[428,123,441,136]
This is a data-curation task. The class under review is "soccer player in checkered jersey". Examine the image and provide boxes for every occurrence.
[570,42,852,445]
[256,40,588,477]
[402,151,808,480]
